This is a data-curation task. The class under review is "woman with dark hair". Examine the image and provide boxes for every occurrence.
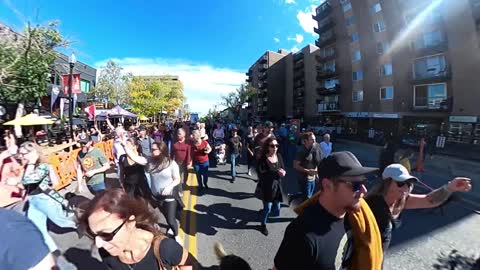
[256,137,286,236]
[79,189,196,270]
[119,137,150,199]
[122,141,182,241]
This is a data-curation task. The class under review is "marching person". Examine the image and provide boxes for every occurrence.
[366,163,472,252]
[319,133,333,159]
[245,126,257,177]
[274,151,381,270]
[191,130,212,193]
[76,134,110,194]
[293,132,322,200]
[256,137,286,236]
[122,141,183,242]
[171,128,192,196]
[228,127,242,183]
[79,189,197,270]
[119,137,150,199]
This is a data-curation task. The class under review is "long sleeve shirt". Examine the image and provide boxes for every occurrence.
[171,141,192,166]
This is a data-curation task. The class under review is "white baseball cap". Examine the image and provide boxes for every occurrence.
[382,164,419,183]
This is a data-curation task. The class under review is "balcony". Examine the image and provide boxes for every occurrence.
[294,71,305,80]
[412,40,448,57]
[295,88,305,97]
[293,52,304,62]
[316,68,339,80]
[317,101,340,112]
[412,96,453,112]
[411,67,451,84]
[315,52,336,63]
[260,55,268,63]
[317,84,340,95]
[294,61,304,70]
[258,82,268,89]
[314,19,336,35]
[312,1,332,21]
[258,64,268,71]
[294,79,305,88]
[259,72,267,80]
[315,33,336,48]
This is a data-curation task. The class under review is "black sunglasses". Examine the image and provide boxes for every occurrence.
[269,144,279,148]
[337,179,366,193]
[87,219,127,241]
[396,181,413,189]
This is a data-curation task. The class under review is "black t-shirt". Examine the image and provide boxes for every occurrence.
[228,135,242,155]
[274,203,353,270]
[102,238,183,270]
[295,144,322,181]
[365,195,402,252]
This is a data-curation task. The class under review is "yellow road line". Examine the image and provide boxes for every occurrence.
[188,173,198,258]
[178,173,191,247]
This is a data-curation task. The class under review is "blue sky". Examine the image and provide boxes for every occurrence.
[1,0,324,115]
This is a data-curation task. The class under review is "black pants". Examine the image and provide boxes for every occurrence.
[178,163,189,192]
[157,199,178,236]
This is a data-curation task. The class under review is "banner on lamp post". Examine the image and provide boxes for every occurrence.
[62,74,82,95]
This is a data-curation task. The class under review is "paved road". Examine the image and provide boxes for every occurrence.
[50,140,480,269]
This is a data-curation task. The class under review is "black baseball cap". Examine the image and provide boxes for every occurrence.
[264,121,274,128]
[78,134,92,144]
[138,125,147,131]
[318,151,378,180]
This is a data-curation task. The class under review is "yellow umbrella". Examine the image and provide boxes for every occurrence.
[139,115,149,121]
[3,113,55,126]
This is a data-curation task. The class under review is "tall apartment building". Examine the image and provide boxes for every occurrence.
[313,0,480,145]
[246,50,289,121]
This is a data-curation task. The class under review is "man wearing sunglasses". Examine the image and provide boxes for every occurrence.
[274,151,377,270]
[365,163,472,253]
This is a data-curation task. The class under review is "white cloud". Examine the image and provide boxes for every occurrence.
[273,37,280,43]
[295,34,304,43]
[291,46,300,53]
[296,5,317,36]
[94,58,245,116]
[285,0,296,4]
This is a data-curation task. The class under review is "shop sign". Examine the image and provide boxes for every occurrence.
[449,116,478,123]
[346,112,369,118]
[372,113,400,119]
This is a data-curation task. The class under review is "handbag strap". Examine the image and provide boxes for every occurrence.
[153,234,167,270]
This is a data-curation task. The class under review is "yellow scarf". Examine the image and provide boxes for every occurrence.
[295,194,383,270]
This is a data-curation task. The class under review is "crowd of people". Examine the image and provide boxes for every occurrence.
[0,116,473,270]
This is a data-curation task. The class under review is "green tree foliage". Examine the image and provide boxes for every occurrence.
[0,21,67,103]
[128,76,185,117]
[90,60,131,105]
[221,83,255,112]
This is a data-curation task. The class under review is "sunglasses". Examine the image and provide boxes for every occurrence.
[396,181,414,189]
[87,219,127,241]
[269,144,279,149]
[337,178,366,193]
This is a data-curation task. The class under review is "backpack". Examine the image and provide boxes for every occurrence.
[152,234,181,270]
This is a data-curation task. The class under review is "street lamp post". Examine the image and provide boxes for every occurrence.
[68,53,77,140]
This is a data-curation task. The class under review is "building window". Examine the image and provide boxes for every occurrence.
[380,63,393,76]
[372,3,382,13]
[324,78,340,89]
[322,46,335,57]
[377,41,390,54]
[352,50,361,62]
[414,83,447,108]
[373,21,386,32]
[352,90,364,102]
[323,60,336,72]
[380,87,394,100]
[351,32,360,42]
[346,16,355,27]
[80,80,90,93]
[352,70,363,81]
[414,30,444,49]
[343,2,352,12]
[414,54,446,79]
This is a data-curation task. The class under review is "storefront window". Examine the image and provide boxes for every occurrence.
[473,124,480,145]
[447,123,473,144]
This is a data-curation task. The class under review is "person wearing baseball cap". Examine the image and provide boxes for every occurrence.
[366,163,472,253]
[274,151,382,270]
[76,133,110,194]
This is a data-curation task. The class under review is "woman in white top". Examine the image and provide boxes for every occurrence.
[212,123,225,142]
[319,133,333,159]
[122,140,182,240]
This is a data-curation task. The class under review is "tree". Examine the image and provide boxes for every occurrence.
[220,83,255,112]
[0,21,67,104]
[90,60,131,105]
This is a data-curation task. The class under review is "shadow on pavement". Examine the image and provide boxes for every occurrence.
[200,186,254,201]
[433,250,480,270]
[181,203,260,236]
[64,247,107,270]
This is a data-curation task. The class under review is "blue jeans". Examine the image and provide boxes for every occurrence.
[261,201,281,225]
[27,194,77,252]
[230,153,240,178]
[193,161,209,188]
[88,182,106,195]
[304,179,316,199]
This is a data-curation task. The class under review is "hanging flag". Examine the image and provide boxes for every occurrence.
[51,86,60,112]
[84,104,96,120]
[62,74,81,94]
[72,93,78,114]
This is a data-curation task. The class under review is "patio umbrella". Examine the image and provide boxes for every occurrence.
[3,113,54,126]
[139,115,149,121]
[108,105,137,118]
